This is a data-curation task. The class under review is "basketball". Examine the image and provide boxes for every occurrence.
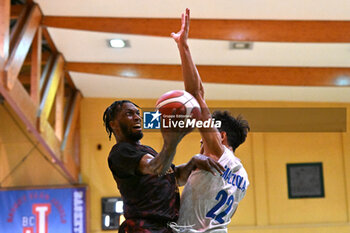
[155,90,201,122]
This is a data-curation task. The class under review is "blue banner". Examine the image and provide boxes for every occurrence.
[0,186,87,233]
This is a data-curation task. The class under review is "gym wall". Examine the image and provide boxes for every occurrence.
[80,97,350,233]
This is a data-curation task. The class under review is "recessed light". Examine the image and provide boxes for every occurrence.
[335,76,350,86]
[108,39,130,48]
[230,42,253,50]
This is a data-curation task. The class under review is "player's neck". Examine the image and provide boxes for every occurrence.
[115,135,141,145]
[223,143,233,152]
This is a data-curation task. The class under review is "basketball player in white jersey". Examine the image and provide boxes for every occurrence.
[169,9,250,232]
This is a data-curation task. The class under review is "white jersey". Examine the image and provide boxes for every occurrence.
[173,147,249,233]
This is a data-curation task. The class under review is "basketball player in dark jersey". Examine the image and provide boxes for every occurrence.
[103,100,224,232]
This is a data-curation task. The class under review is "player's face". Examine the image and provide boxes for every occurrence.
[117,103,143,141]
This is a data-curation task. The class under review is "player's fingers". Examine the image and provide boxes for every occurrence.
[204,158,216,176]
[184,15,189,31]
[186,8,190,28]
[214,160,225,172]
[205,160,217,176]
[208,160,220,175]
[209,159,224,175]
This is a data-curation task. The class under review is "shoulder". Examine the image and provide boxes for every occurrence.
[140,145,157,156]
[218,146,235,163]
[108,142,139,161]
[110,142,137,153]
[114,141,132,150]
[108,142,152,177]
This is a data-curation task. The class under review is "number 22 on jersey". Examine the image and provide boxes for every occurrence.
[206,190,234,224]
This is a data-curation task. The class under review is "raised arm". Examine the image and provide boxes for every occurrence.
[171,9,204,98]
[139,123,188,176]
[171,9,224,159]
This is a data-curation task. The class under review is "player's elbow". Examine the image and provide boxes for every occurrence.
[157,165,171,176]
[149,161,168,176]
[139,154,168,175]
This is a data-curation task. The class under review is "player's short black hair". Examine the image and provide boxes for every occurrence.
[103,100,139,140]
[212,111,250,151]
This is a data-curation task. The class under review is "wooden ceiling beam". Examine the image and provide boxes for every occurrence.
[9,4,28,52]
[42,16,350,42]
[61,91,81,151]
[1,3,78,184]
[23,50,51,66]
[30,26,41,105]
[66,62,350,87]
[64,70,76,90]
[10,4,23,19]
[55,76,64,141]
[38,54,64,124]
[0,0,10,87]
[5,3,42,89]
[42,27,58,54]
[62,90,82,181]
[40,29,76,89]
[40,54,54,92]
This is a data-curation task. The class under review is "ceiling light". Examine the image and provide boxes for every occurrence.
[108,39,129,48]
[230,42,253,50]
[335,76,350,86]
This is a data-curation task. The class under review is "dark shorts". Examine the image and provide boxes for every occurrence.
[119,218,173,233]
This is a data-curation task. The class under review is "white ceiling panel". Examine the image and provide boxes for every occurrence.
[37,0,350,20]
[71,72,350,102]
[49,28,350,67]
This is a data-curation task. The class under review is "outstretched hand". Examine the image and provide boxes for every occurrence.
[192,154,225,176]
[160,108,192,146]
[171,8,190,45]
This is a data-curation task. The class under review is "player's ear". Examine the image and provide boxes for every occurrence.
[109,119,119,132]
[199,139,204,154]
[220,131,227,143]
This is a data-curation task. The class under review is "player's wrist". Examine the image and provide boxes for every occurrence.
[177,42,189,50]
[162,138,179,151]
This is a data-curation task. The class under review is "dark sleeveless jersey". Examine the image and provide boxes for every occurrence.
[108,142,180,232]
